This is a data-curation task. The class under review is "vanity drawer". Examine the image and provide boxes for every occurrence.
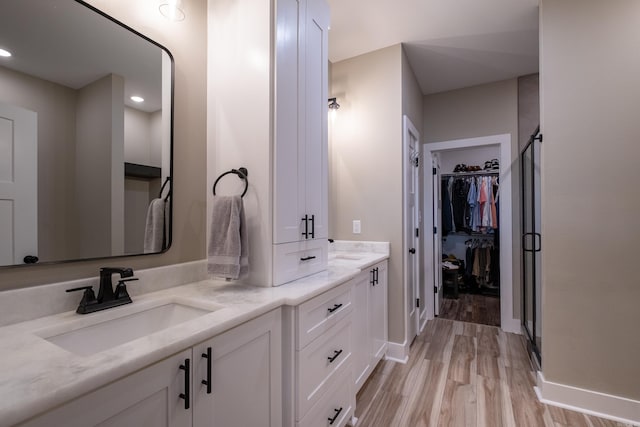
[273,240,328,286]
[297,366,354,427]
[296,280,352,350]
[297,317,352,418]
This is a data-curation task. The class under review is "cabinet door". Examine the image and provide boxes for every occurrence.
[351,270,370,392]
[22,349,192,427]
[370,262,388,362]
[274,0,305,245]
[193,309,282,427]
[300,0,329,240]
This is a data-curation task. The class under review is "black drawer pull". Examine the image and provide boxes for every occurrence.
[374,267,379,285]
[179,358,190,410]
[300,255,317,261]
[328,349,343,363]
[328,407,343,425]
[201,347,212,394]
[327,303,343,313]
[310,214,315,238]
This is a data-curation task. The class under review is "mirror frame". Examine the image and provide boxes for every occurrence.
[0,0,175,269]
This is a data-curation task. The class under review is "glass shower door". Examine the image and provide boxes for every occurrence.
[521,126,542,364]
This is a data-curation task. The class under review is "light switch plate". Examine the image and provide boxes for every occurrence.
[353,220,361,234]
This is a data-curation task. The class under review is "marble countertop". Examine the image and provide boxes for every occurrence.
[0,249,388,427]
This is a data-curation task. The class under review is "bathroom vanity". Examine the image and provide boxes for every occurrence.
[0,243,389,427]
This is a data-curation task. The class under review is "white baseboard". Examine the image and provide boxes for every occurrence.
[501,317,521,334]
[385,340,409,364]
[536,372,640,426]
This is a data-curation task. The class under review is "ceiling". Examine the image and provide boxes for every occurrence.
[0,0,163,113]
[327,0,539,95]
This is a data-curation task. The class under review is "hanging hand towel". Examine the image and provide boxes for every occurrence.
[207,195,248,280]
[144,198,167,253]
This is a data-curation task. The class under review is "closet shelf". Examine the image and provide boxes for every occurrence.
[441,170,499,178]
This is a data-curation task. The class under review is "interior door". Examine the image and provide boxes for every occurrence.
[432,156,443,316]
[0,103,37,265]
[404,116,419,342]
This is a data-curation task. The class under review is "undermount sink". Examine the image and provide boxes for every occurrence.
[39,302,218,356]
[333,254,363,261]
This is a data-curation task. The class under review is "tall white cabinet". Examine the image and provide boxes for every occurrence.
[209,0,330,287]
[273,0,330,285]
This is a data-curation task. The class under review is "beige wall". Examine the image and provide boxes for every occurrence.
[540,0,640,400]
[329,45,405,344]
[0,66,78,262]
[0,0,207,290]
[423,79,521,319]
[518,73,540,151]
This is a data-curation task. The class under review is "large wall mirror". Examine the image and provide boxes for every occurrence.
[0,0,173,267]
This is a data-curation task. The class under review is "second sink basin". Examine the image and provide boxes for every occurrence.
[39,302,217,356]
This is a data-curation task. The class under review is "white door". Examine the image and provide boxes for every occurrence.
[0,103,37,265]
[403,116,420,343]
[432,157,444,316]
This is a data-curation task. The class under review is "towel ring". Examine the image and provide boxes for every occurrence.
[213,167,248,198]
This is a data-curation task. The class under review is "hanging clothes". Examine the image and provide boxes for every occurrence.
[441,174,500,234]
[442,179,453,235]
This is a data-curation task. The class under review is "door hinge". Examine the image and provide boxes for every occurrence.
[415,228,419,238]
[434,286,438,293]
[416,298,420,308]
[433,227,437,234]
[414,157,419,167]
[432,167,436,175]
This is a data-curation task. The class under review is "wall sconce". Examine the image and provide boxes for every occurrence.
[328,97,340,110]
[159,0,185,21]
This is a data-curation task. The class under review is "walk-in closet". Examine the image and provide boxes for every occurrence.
[431,143,503,327]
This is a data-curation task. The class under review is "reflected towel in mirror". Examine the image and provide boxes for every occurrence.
[208,195,248,279]
[144,198,168,253]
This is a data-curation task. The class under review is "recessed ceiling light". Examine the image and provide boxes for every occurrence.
[131,96,144,103]
[0,48,12,57]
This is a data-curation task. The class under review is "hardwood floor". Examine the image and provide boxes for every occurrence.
[354,318,630,427]
[439,293,501,327]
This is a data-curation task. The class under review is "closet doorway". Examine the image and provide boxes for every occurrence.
[423,134,518,333]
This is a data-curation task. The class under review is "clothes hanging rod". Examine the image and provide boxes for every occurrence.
[441,171,499,178]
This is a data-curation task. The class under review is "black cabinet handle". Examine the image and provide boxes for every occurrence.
[375,267,379,285]
[179,358,190,410]
[327,303,343,313]
[310,214,315,238]
[328,407,343,425]
[300,255,317,261]
[302,215,309,238]
[327,349,343,363]
[201,347,212,394]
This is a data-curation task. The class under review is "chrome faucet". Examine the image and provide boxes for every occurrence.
[66,267,138,314]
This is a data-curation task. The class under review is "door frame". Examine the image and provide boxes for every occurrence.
[402,115,422,345]
[422,134,520,333]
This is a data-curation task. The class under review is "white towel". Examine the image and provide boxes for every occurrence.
[207,195,248,279]
[144,198,167,253]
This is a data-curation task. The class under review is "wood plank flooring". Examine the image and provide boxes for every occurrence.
[354,318,630,427]
[439,294,501,327]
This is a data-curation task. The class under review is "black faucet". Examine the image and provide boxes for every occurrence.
[66,267,138,314]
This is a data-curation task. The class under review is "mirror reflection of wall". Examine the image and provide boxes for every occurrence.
[0,0,173,266]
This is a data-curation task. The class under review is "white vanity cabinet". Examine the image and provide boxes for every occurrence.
[290,280,355,427]
[273,0,330,285]
[20,349,193,427]
[352,261,388,392]
[22,309,282,427]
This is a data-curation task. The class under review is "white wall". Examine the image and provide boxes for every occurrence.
[540,0,640,401]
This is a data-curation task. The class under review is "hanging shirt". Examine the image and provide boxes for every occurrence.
[490,177,498,229]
